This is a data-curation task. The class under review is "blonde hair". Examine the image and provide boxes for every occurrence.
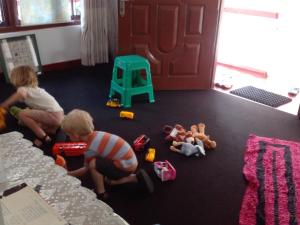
[10,65,38,88]
[61,109,94,136]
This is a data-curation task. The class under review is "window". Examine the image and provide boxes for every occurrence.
[0,0,80,32]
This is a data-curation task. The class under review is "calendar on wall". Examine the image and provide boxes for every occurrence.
[0,34,42,83]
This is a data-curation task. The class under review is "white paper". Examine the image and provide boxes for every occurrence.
[1,186,68,225]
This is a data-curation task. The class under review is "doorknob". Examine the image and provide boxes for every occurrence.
[119,0,132,17]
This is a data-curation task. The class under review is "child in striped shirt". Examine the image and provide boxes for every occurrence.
[61,109,154,200]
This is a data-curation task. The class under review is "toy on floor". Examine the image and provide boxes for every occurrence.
[154,160,176,181]
[145,148,156,162]
[52,142,87,156]
[170,140,205,157]
[163,124,186,142]
[120,111,134,119]
[133,134,150,151]
[106,98,121,107]
[190,123,217,149]
[55,155,67,168]
[0,107,7,130]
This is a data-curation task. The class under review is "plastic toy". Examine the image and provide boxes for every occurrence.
[145,148,156,162]
[55,155,67,168]
[154,160,176,181]
[106,98,121,107]
[120,111,134,119]
[133,134,150,151]
[170,141,205,157]
[52,142,87,156]
[0,107,7,130]
[163,124,186,142]
[190,123,217,149]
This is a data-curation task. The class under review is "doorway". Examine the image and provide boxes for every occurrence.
[215,0,300,115]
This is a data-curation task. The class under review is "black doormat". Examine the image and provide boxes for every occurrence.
[230,86,292,107]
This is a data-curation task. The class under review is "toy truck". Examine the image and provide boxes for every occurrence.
[52,142,87,156]
[133,134,150,151]
[106,98,121,108]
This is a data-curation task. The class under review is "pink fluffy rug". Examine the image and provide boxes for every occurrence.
[240,134,300,225]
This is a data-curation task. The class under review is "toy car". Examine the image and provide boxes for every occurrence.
[120,111,134,119]
[145,148,156,162]
[106,98,121,107]
[133,134,150,151]
[52,142,87,156]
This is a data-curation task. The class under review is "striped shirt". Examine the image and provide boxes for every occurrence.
[84,131,138,172]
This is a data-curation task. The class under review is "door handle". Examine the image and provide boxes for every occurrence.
[119,0,132,17]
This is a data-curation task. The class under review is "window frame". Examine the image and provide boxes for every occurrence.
[0,0,80,33]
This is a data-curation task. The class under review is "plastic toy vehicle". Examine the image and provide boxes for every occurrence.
[154,160,176,181]
[55,155,67,168]
[106,98,121,107]
[145,148,156,162]
[0,107,7,130]
[133,134,150,151]
[120,111,134,119]
[52,142,87,156]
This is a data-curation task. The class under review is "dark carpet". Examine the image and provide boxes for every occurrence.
[1,64,300,225]
[230,85,292,107]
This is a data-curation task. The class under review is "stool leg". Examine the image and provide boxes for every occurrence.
[145,66,155,103]
[123,90,132,108]
[109,87,115,98]
[148,88,155,103]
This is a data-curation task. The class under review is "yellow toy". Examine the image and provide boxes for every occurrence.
[145,148,156,162]
[120,111,134,119]
[106,98,121,108]
[0,107,7,130]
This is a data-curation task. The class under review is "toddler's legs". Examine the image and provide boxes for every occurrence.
[18,109,64,142]
[89,158,106,194]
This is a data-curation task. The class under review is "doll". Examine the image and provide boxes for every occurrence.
[170,140,205,157]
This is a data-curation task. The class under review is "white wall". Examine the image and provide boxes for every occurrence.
[0,25,81,65]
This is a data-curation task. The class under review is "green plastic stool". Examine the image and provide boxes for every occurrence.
[109,55,155,108]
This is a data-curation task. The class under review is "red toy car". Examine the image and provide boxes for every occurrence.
[133,135,150,151]
[52,142,88,156]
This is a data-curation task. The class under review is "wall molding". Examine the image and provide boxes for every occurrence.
[43,59,81,72]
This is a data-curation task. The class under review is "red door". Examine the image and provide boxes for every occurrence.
[118,0,222,90]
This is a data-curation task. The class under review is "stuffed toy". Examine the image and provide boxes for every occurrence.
[184,131,195,144]
[190,123,217,149]
[170,140,205,157]
[163,124,186,142]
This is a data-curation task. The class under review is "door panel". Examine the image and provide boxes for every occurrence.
[118,0,221,90]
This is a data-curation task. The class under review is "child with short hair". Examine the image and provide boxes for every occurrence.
[61,109,154,199]
[0,65,64,146]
